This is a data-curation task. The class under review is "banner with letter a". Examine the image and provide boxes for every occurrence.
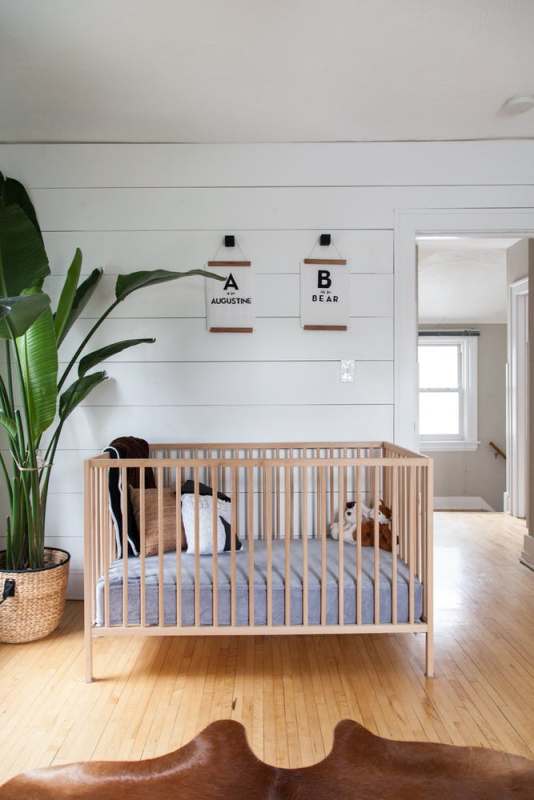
[206,260,255,333]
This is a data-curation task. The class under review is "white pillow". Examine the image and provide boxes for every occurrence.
[181,494,231,554]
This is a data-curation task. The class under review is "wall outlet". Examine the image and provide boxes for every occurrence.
[340,359,355,383]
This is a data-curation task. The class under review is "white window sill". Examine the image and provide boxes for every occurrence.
[419,440,479,453]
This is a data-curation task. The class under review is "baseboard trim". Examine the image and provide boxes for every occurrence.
[435,496,494,512]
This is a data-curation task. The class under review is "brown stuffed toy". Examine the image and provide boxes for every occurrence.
[360,502,393,551]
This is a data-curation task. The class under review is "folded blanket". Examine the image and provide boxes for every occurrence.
[104,436,156,558]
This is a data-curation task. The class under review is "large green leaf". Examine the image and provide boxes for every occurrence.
[0,293,51,338]
[0,412,16,440]
[16,296,58,442]
[57,267,102,345]
[59,371,107,421]
[0,175,43,243]
[0,186,49,295]
[54,248,83,344]
[78,338,155,377]
[115,269,223,302]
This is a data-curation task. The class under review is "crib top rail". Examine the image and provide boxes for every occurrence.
[148,440,387,451]
[87,441,430,469]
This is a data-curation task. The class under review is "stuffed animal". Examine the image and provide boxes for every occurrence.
[329,500,394,551]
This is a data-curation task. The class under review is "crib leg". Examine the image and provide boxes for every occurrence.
[425,631,434,678]
[84,625,93,683]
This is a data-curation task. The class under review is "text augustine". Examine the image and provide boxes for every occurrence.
[211,297,252,304]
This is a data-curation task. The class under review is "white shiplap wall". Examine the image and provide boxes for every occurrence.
[1,141,534,596]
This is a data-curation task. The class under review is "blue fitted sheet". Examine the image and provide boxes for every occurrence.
[95,539,424,627]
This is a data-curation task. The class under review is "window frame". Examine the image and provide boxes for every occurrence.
[418,334,478,452]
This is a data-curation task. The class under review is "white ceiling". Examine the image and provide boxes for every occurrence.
[1,1,534,142]
[418,238,522,324]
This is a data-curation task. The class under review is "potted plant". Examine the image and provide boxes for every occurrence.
[0,173,221,643]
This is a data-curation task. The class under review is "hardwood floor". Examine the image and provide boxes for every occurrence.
[1,512,534,783]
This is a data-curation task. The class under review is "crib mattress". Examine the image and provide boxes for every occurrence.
[95,540,424,627]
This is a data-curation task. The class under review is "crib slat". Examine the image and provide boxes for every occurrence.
[338,465,345,625]
[96,470,102,615]
[231,466,238,626]
[140,467,146,628]
[211,464,219,627]
[266,466,273,626]
[275,450,280,540]
[315,448,320,543]
[356,465,362,625]
[373,465,380,624]
[425,460,434,624]
[103,467,110,628]
[289,450,294,540]
[176,466,182,628]
[157,465,164,628]
[409,466,416,624]
[329,450,335,526]
[92,469,98,629]
[302,466,309,625]
[391,466,398,625]
[417,467,422,580]
[320,467,327,626]
[120,467,128,627]
[285,465,291,626]
[247,466,255,626]
[194,467,200,626]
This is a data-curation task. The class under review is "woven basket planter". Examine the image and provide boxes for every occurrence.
[0,548,70,644]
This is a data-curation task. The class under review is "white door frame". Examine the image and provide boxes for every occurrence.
[394,208,534,449]
[507,277,529,517]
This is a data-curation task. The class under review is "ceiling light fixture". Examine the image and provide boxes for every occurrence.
[500,95,534,115]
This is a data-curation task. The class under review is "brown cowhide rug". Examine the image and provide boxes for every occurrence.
[2,719,533,799]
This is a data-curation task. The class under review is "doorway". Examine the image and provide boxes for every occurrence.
[394,209,534,565]
[416,236,518,512]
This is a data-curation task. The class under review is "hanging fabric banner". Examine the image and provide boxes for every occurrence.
[300,258,350,330]
[206,260,255,332]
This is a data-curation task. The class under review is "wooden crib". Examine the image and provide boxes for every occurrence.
[84,441,433,681]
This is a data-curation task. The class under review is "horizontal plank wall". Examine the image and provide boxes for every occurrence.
[1,141,534,596]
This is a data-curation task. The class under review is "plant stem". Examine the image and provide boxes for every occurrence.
[8,323,43,568]
[5,341,14,411]
[0,450,13,506]
[57,300,119,392]
[39,421,64,530]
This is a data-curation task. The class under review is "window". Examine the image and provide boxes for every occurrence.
[418,335,478,451]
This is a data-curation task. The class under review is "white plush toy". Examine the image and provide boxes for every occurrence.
[330,501,359,542]
[329,500,389,542]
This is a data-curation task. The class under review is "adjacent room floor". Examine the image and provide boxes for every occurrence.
[1,512,533,783]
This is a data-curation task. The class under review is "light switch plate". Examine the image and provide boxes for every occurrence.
[340,359,355,383]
